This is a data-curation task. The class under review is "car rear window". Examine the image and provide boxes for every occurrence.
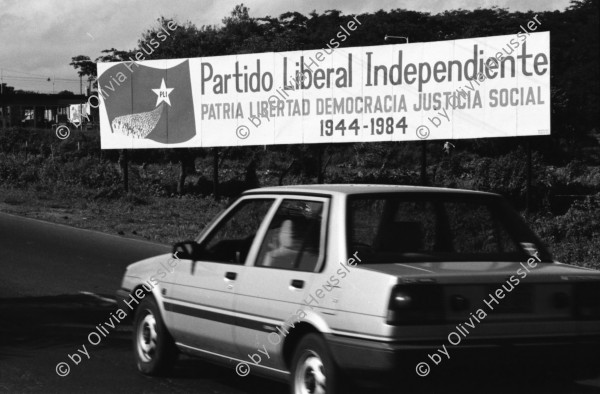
[347,193,551,263]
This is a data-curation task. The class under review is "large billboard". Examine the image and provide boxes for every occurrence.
[98,32,550,149]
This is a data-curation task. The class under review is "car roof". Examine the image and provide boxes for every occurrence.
[243,184,497,197]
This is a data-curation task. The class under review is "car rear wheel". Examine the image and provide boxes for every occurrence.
[290,334,342,394]
[133,296,178,375]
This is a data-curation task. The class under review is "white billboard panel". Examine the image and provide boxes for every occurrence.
[98,32,550,149]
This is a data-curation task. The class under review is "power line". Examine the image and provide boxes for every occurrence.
[0,68,81,83]
[1,76,80,83]
[2,76,48,81]
[0,67,54,78]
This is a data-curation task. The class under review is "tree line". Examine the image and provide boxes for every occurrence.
[64,1,598,194]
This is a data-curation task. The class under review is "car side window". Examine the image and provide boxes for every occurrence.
[255,199,324,272]
[201,199,274,264]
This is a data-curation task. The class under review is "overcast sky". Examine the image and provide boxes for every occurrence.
[0,0,571,94]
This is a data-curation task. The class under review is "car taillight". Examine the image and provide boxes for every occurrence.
[574,283,600,319]
[386,284,445,325]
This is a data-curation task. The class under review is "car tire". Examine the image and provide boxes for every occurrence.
[290,333,342,394]
[133,295,178,375]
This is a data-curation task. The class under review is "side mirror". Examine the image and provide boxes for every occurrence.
[172,240,201,261]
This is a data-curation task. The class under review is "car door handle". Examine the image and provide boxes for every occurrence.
[290,280,304,289]
[225,272,237,280]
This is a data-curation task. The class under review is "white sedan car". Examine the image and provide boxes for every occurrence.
[117,185,600,393]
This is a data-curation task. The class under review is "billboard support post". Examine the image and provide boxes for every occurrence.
[119,149,129,192]
[421,141,427,186]
[213,148,219,199]
[317,145,324,184]
[527,139,532,214]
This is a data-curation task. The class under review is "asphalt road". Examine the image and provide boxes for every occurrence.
[1,212,599,394]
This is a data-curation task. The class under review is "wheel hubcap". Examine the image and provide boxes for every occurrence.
[137,312,157,362]
[294,350,326,394]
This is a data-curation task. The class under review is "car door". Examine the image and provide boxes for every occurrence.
[233,197,329,372]
[164,197,275,358]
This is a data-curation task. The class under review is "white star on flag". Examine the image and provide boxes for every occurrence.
[152,78,174,107]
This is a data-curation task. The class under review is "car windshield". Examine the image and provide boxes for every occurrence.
[347,193,552,263]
